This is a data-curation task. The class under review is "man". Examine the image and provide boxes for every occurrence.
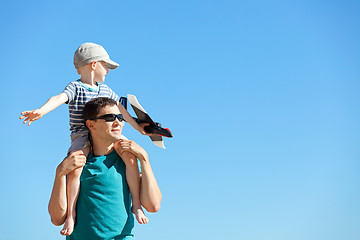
[48,97,162,239]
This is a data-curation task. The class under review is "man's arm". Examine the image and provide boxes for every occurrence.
[114,140,162,212]
[138,151,162,212]
[48,152,86,226]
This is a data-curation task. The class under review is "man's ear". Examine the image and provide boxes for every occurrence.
[86,119,95,130]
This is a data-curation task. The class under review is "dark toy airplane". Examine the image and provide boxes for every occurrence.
[121,94,172,149]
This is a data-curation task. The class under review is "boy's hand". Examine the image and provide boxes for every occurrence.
[20,109,44,126]
[139,123,154,136]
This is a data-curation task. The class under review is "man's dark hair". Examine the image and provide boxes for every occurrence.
[83,97,118,122]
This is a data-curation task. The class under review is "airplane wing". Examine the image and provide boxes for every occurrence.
[127,94,172,149]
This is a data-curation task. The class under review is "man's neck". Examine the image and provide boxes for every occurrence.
[92,141,114,156]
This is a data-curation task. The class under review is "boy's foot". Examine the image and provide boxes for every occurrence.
[60,216,75,235]
[132,206,149,224]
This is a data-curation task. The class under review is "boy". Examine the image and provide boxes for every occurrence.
[20,43,149,236]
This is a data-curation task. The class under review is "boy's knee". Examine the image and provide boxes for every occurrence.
[143,203,161,213]
[50,216,66,226]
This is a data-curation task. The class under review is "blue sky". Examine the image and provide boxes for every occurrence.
[1,1,360,239]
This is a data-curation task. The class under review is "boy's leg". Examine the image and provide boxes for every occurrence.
[120,151,149,224]
[60,146,90,235]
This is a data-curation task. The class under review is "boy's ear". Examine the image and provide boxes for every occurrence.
[90,61,97,71]
[86,120,95,130]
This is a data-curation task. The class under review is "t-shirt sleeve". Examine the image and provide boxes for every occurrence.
[108,86,120,102]
[62,82,76,104]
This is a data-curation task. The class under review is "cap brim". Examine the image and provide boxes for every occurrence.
[104,59,119,69]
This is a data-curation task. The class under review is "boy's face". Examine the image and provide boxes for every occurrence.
[94,61,109,82]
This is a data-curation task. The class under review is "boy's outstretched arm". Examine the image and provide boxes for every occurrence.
[117,102,150,135]
[20,93,69,126]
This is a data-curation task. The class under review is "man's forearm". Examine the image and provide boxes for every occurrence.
[48,165,67,226]
[48,152,86,226]
[139,154,162,212]
[114,139,162,212]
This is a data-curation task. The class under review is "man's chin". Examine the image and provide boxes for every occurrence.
[111,134,123,141]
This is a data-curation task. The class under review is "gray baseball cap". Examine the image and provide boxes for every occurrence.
[74,42,119,69]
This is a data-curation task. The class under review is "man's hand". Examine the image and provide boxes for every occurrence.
[20,109,44,126]
[114,139,148,161]
[56,152,87,177]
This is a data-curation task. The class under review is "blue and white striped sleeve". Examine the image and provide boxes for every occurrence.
[108,86,120,102]
[62,82,76,104]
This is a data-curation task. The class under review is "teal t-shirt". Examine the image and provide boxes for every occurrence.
[67,150,134,240]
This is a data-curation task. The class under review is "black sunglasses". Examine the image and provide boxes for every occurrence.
[90,114,124,122]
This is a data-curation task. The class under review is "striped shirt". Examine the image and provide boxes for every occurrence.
[63,80,120,133]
